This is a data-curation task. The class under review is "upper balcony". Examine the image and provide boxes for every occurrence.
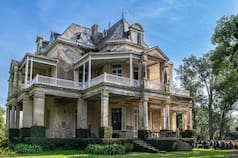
[21,73,190,97]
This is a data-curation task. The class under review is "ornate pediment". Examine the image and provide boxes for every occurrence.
[145,46,169,61]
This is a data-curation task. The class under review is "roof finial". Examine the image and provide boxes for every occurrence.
[122,11,124,20]
[108,16,111,29]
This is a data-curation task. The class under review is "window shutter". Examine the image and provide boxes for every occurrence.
[122,107,126,131]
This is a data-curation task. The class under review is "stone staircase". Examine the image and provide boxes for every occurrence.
[133,139,166,153]
[176,141,192,151]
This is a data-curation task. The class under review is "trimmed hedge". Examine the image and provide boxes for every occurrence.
[22,137,132,151]
[8,128,20,141]
[181,130,193,138]
[31,126,45,137]
[76,129,89,138]
[15,143,42,154]
[85,144,126,155]
[146,139,177,151]
[99,126,112,138]
[20,128,31,138]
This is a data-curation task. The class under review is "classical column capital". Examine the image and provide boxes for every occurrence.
[33,91,45,98]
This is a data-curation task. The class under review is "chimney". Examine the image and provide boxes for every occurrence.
[36,36,43,53]
[91,24,98,44]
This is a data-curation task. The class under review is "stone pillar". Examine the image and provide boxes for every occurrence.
[171,112,177,131]
[10,106,15,128]
[13,65,18,91]
[76,98,88,138]
[182,110,188,130]
[99,91,112,138]
[188,107,193,130]
[139,99,149,130]
[24,56,29,84]
[32,91,45,137]
[100,91,109,127]
[165,101,170,130]
[138,98,149,139]
[22,96,33,127]
[88,55,91,87]
[15,105,20,128]
[129,54,133,85]
[33,91,45,126]
[21,96,33,138]
[160,105,166,130]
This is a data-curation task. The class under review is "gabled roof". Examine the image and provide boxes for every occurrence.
[144,46,169,61]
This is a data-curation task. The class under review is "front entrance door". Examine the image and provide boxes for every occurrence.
[111,108,122,130]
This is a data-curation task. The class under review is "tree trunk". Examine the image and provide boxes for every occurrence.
[219,110,225,139]
[208,90,213,140]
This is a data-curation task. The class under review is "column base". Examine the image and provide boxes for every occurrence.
[20,127,31,138]
[76,129,89,138]
[99,126,112,138]
[138,130,150,139]
[8,128,20,141]
[30,126,45,137]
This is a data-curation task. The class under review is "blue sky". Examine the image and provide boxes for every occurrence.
[0,0,238,109]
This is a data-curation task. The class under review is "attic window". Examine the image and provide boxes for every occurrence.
[137,32,142,45]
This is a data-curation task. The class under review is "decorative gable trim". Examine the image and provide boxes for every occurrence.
[144,46,169,61]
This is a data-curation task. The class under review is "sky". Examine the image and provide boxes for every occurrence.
[0,0,238,110]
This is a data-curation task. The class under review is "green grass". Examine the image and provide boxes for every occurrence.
[14,149,238,158]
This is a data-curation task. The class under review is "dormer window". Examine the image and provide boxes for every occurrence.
[128,23,144,46]
[137,32,142,45]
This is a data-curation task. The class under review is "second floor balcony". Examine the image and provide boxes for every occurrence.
[20,73,190,97]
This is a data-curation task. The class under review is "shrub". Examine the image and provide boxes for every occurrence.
[181,130,193,138]
[15,143,42,154]
[85,144,126,155]
[0,147,17,157]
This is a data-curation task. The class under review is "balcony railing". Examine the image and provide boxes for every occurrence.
[19,74,190,97]
[144,80,165,91]
[171,88,190,96]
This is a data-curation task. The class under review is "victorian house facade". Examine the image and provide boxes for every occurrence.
[6,17,192,139]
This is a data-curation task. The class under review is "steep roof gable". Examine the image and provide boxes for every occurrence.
[145,46,169,61]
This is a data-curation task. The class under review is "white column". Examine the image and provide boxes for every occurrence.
[77,98,87,129]
[18,71,22,87]
[182,110,188,130]
[30,57,33,81]
[100,91,109,127]
[15,105,20,128]
[88,55,91,87]
[22,96,33,127]
[24,56,29,84]
[171,112,177,131]
[160,106,165,130]
[33,91,45,126]
[10,106,15,128]
[165,101,170,130]
[129,54,133,85]
[139,98,149,130]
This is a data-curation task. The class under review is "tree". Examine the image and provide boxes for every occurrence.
[211,14,238,138]
[176,53,216,139]
[0,106,5,140]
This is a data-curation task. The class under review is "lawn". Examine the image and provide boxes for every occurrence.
[15,149,238,158]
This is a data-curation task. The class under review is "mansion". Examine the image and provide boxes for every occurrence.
[6,17,192,139]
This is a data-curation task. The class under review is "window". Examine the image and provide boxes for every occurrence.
[137,32,142,45]
[111,108,122,130]
[134,67,138,80]
[112,64,122,76]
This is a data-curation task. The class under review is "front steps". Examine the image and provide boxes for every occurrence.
[133,139,166,153]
